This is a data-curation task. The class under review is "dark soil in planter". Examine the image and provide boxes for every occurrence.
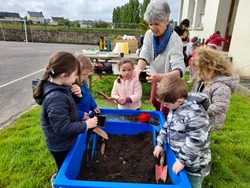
[105,114,160,126]
[77,132,172,184]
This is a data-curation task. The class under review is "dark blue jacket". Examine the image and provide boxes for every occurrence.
[36,82,87,152]
[77,80,97,120]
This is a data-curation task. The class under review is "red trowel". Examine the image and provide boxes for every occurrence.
[155,150,167,183]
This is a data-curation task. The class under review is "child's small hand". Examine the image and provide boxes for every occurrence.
[94,108,101,114]
[172,159,185,174]
[153,145,163,158]
[86,117,98,129]
[82,112,89,120]
[71,84,82,97]
[117,97,126,105]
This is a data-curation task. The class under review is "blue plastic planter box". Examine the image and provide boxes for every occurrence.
[54,108,191,188]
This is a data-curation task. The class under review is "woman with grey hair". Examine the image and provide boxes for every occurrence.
[136,0,185,119]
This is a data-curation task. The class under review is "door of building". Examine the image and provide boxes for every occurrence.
[223,0,239,51]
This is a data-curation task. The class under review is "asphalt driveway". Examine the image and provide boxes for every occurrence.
[0,41,97,129]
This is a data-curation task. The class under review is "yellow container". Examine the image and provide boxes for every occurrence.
[112,42,129,55]
[119,42,129,54]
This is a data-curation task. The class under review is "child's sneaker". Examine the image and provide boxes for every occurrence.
[51,173,57,188]
[187,80,194,84]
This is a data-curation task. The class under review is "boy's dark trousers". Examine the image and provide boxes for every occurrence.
[50,149,70,171]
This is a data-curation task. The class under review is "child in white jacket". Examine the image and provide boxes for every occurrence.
[111,58,142,110]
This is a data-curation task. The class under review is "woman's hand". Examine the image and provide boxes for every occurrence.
[146,73,165,83]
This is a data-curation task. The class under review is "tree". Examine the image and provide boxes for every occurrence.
[140,0,150,22]
[139,0,150,34]
[132,0,140,23]
[112,0,140,26]
[93,20,110,28]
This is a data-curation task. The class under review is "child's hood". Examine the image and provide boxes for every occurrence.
[212,74,240,93]
[185,92,210,111]
[35,82,69,105]
[210,34,220,40]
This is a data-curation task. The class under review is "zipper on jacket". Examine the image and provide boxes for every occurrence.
[168,110,175,145]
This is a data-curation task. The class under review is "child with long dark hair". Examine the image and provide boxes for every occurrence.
[33,51,97,186]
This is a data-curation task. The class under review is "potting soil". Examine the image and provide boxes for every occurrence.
[77,132,172,184]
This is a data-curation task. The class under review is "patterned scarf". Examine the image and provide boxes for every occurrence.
[153,24,173,59]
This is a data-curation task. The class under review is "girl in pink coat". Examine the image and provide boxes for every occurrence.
[187,41,200,83]
[205,31,229,50]
[111,58,142,110]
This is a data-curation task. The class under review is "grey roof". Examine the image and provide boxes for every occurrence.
[80,20,93,25]
[51,16,64,21]
[0,12,21,18]
[27,11,44,17]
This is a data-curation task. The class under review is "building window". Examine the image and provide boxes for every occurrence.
[189,0,195,27]
[192,0,206,29]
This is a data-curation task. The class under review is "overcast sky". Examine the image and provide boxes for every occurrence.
[1,0,180,22]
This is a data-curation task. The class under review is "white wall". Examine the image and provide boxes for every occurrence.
[181,0,231,47]
[215,0,231,38]
[229,0,250,75]
[27,16,44,24]
[190,0,219,40]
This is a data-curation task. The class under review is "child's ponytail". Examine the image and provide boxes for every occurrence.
[33,68,51,99]
[33,51,80,100]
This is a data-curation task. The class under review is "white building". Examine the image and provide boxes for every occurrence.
[179,0,250,76]
[0,12,21,20]
[50,16,64,25]
[27,11,44,24]
[79,20,93,28]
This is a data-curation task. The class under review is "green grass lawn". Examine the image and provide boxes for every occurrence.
[1,22,139,35]
[0,75,250,188]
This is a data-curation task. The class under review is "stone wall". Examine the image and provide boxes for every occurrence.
[0,30,140,47]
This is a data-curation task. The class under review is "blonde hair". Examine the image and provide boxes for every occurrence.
[74,53,93,85]
[75,53,93,71]
[193,47,232,84]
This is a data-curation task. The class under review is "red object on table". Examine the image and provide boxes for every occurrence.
[138,113,150,123]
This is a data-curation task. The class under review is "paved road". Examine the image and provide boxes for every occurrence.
[0,41,97,129]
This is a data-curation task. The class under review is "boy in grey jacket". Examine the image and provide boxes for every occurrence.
[153,74,211,188]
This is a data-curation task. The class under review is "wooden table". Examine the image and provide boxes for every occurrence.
[85,52,138,63]
[84,52,139,91]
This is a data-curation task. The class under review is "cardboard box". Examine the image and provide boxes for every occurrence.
[111,40,138,53]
